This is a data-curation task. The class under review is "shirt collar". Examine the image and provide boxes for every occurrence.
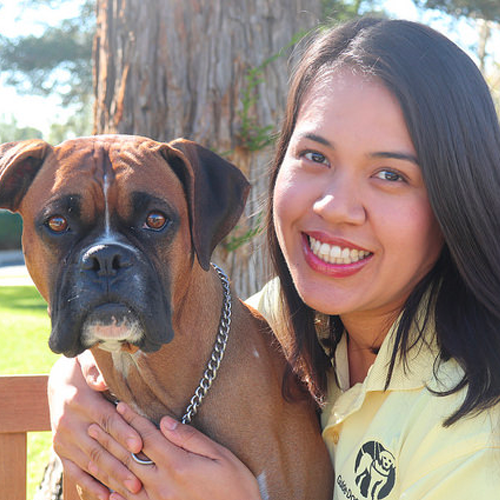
[328,293,442,395]
[321,299,441,430]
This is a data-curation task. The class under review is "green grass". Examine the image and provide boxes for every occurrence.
[0,285,60,500]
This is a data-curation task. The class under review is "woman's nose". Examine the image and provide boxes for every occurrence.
[313,182,366,225]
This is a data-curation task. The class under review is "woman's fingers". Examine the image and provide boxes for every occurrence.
[49,357,109,471]
[56,398,142,489]
[48,356,144,494]
[87,423,149,497]
[88,400,143,455]
[109,493,128,500]
[60,457,112,500]
[116,403,200,463]
[77,353,143,454]
[117,403,225,461]
[91,403,263,499]
[159,415,224,460]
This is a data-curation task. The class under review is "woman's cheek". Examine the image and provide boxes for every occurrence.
[273,168,295,237]
[273,166,310,261]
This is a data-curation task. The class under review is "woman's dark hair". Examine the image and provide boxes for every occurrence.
[266,17,500,425]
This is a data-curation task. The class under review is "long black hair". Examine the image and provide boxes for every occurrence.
[266,17,500,425]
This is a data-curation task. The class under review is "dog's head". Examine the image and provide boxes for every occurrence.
[0,135,250,357]
[378,450,395,473]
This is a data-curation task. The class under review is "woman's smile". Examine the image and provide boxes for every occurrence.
[303,233,373,278]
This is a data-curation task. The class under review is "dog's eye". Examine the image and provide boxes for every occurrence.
[47,215,69,233]
[145,211,168,230]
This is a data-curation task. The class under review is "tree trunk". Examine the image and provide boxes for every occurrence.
[93,0,322,298]
[33,450,63,500]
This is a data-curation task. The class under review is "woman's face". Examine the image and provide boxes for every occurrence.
[273,69,444,327]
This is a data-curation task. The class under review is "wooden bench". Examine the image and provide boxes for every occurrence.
[0,374,79,500]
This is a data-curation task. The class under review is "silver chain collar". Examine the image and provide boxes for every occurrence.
[181,262,232,424]
[129,263,231,466]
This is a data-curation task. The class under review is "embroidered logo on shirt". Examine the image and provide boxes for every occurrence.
[354,441,396,499]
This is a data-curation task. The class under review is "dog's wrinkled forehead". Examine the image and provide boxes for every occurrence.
[24,135,186,222]
[51,135,167,185]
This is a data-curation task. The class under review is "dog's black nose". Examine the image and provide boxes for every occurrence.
[80,244,133,277]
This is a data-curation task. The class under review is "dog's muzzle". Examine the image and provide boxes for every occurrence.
[48,241,174,357]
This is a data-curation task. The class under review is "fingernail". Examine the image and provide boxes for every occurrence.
[124,477,139,493]
[88,424,98,439]
[116,402,126,414]
[162,416,179,431]
[126,437,140,452]
[123,479,136,493]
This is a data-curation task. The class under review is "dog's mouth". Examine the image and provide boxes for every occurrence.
[49,261,175,357]
[82,303,145,353]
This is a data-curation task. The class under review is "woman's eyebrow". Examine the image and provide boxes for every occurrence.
[297,132,333,148]
[371,151,419,165]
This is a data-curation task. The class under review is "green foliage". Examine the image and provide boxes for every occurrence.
[0,210,23,250]
[0,1,95,107]
[0,0,95,144]
[237,30,308,152]
[0,0,95,142]
[237,68,275,152]
[47,99,93,143]
[0,115,43,142]
[413,0,500,22]
[224,212,265,252]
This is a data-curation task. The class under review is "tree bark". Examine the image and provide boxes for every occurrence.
[93,0,322,298]
[33,450,63,500]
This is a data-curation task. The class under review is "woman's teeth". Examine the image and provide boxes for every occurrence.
[309,236,371,265]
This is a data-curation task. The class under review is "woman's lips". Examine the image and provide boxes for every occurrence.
[302,233,373,278]
[308,235,371,264]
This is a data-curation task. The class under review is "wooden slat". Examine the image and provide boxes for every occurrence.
[0,374,50,432]
[0,433,27,500]
[0,374,80,499]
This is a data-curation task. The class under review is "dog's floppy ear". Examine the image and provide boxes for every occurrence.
[161,139,250,271]
[0,140,51,212]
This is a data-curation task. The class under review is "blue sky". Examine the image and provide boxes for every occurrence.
[0,0,496,137]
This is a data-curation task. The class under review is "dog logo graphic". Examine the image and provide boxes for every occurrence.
[354,441,396,499]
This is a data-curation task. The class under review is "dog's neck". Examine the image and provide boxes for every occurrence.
[91,265,226,425]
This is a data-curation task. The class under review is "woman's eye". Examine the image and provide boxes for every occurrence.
[375,169,405,182]
[46,215,69,233]
[303,151,329,165]
[145,211,168,230]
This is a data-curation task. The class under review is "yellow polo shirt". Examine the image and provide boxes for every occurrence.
[247,281,500,499]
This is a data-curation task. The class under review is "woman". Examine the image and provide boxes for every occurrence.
[48,17,500,499]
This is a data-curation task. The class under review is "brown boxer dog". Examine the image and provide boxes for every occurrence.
[0,135,332,500]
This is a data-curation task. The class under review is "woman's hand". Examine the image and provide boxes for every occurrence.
[87,403,263,500]
[48,352,144,499]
